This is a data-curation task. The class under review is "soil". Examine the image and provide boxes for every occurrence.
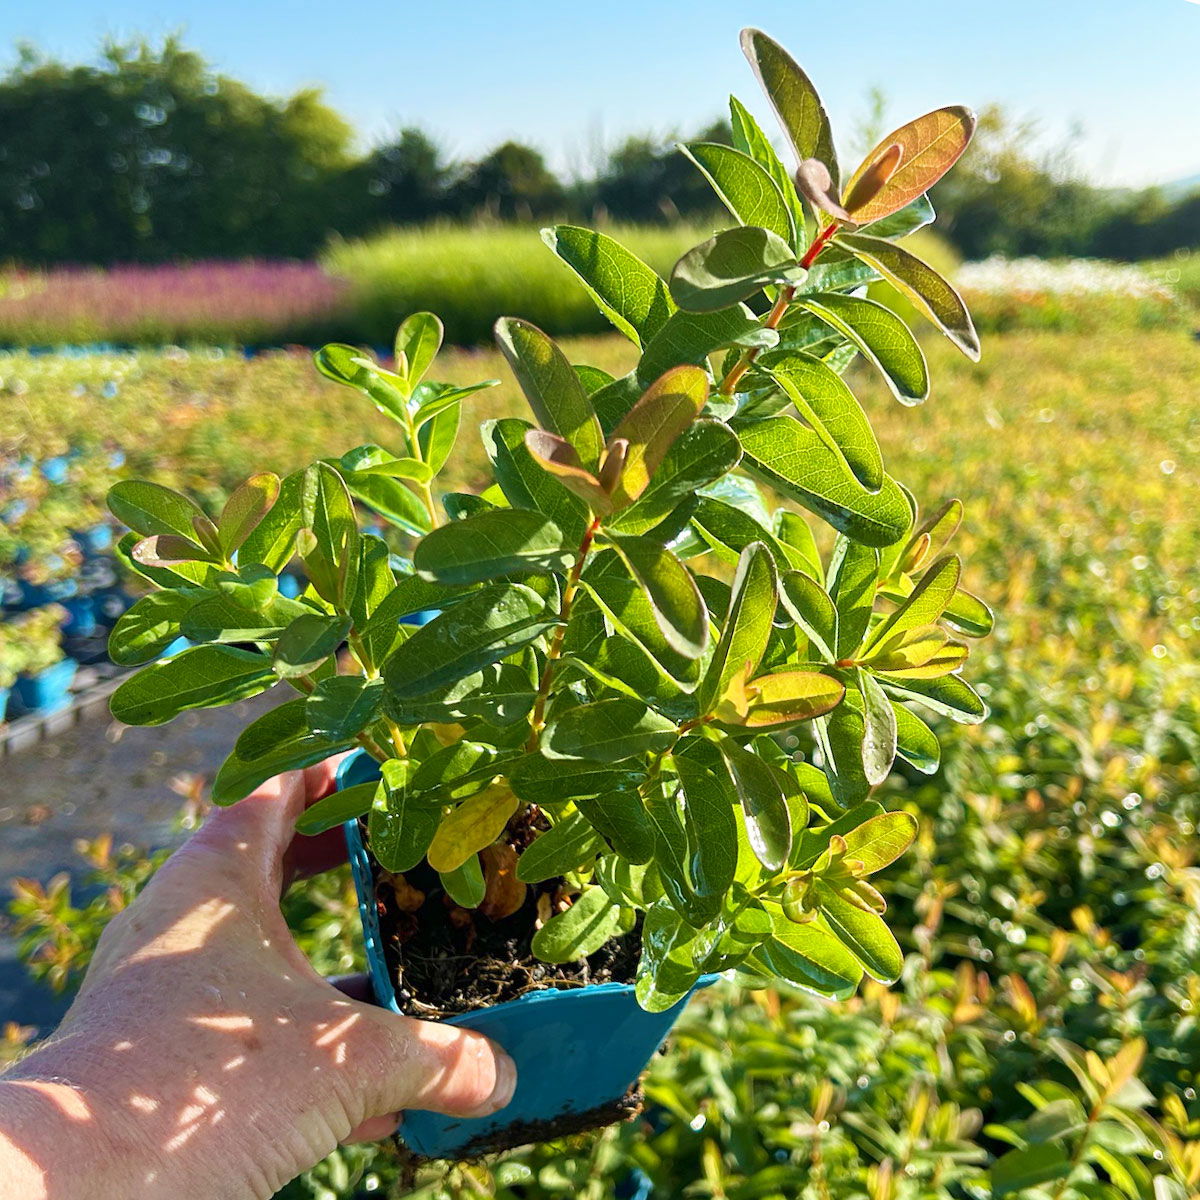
[373,850,642,1016]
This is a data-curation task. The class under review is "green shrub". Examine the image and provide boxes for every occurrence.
[324,223,709,346]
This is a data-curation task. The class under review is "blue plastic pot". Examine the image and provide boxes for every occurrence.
[72,524,114,558]
[61,594,98,637]
[15,576,78,609]
[40,456,71,485]
[159,636,194,659]
[278,572,304,599]
[335,750,714,1160]
[0,687,9,723]
[14,658,77,716]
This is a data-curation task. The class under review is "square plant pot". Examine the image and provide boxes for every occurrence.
[14,658,77,716]
[335,749,715,1161]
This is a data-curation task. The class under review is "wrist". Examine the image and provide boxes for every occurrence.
[0,1047,153,1200]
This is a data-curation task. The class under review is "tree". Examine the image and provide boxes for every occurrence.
[361,128,453,225]
[449,141,565,221]
[0,37,361,263]
[593,119,732,223]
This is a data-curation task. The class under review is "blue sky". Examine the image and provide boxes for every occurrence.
[3,0,1198,187]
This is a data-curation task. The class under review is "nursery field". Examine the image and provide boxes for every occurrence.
[4,324,1200,1198]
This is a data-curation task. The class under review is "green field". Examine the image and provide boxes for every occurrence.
[6,324,1200,1196]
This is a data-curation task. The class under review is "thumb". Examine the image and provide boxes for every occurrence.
[350,1005,517,1122]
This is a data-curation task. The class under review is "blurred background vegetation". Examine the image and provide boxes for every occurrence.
[0,37,1196,269]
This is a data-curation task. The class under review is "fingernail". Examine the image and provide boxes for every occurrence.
[486,1050,517,1113]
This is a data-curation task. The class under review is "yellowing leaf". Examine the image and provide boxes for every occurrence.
[842,106,976,225]
[426,783,518,873]
[737,670,845,728]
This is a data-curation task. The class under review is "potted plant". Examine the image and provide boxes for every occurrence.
[13,603,76,715]
[104,29,991,1160]
[0,623,22,721]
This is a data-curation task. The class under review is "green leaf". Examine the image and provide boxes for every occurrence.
[876,672,988,725]
[842,107,976,225]
[575,791,655,864]
[741,29,838,187]
[680,142,794,242]
[689,502,786,577]
[991,1143,1072,1198]
[110,645,276,727]
[945,588,994,638]
[510,754,644,806]
[580,563,701,689]
[717,736,791,872]
[306,675,384,741]
[670,226,802,313]
[369,760,439,873]
[841,811,918,875]
[239,469,304,571]
[636,306,777,386]
[829,538,880,658]
[814,695,871,806]
[837,232,979,360]
[797,294,929,406]
[114,531,212,589]
[179,589,303,644]
[609,364,708,509]
[738,417,912,547]
[793,800,885,869]
[108,480,212,545]
[609,535,708,659]
[413,509,571,585]
[483,418,589,542]
[495,317,605,472]
[699,541,777,714]
[218,473,279,557]
[608,420,741,536]
[441,855,486,908]
[643,781,720,927]
[858,670,899,786]
[516,811,607,883]
[108,591,199,666]
[295,782,378,836]
[636,899,706,1011]
[864,554,960,654]
[359,573,467,668]
[893,702,940,774]
[313,343,408,422]
[412,378,498,430]
[760,912,863,998]
[541,225,675,346]
[532,887,624,963]
[757,350,884,492]
[273,614,351,679]
[299,462,359,607]
[543,698,677,763]
[816,883,903,982]
[383,582,554,698]
[417,400,460,477]
[729,94,808,248]
[394,311,443,390]
[340,470,429,540]
[673,738,738,899]
[779,571,837,662]
[341,446,434,484]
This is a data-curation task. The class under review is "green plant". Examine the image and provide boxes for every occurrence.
[104,29,991,1013]
[12,603,67,676]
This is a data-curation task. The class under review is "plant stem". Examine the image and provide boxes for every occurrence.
[717,219,840,398]
[526,516,601,748]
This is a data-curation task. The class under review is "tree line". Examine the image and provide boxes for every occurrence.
[0,38,1195,266]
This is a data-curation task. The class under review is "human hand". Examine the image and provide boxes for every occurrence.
[0,757,516,1200]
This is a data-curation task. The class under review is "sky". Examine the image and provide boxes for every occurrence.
[2,0,1198,189]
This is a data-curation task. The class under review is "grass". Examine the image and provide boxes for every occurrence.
[323,222,712,346]
[5,325,1200,1196]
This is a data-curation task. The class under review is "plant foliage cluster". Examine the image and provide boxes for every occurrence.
[101,30,994,1010]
